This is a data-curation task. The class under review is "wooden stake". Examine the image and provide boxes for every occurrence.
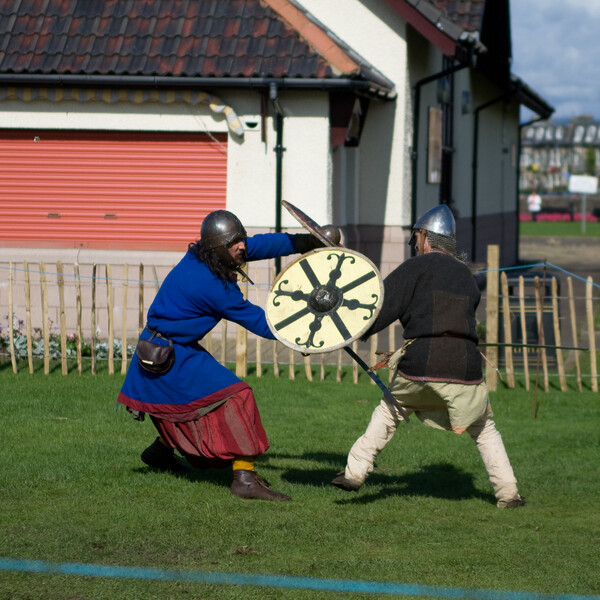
[586,276,598,392]
[8,262,17,374]
[352,340,358,384]
[320,353,325,381]
[24,261,34,374]
[152,265,160,293]
[106,265,114,375]
[91,264,97,375]
[273,340,279,377]
[500,272,514,388]
[518,276,529,391]
[567,277,582,391]
[57,261,68,375]
[485,246,499,390]
[121,264,129,374]
[304,354,313,381]
[288,348,295,380]
[534,276,549,393]
[336,349,342,382]
[74,263,83,374]
[40,262,49,375]
[551,277,567,391]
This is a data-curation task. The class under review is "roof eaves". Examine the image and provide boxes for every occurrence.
[383,0,486,56]
[260,0,396,98]
[510,74,554,120]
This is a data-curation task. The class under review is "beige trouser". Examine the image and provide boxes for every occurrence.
[344,380,520,504]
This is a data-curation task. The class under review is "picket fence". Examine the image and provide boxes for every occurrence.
[1,245,598,394]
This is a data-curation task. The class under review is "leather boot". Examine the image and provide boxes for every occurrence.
[141,437,184,473]
[230,470,291,501]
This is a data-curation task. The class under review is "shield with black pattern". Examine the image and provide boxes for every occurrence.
[266,247,384,354]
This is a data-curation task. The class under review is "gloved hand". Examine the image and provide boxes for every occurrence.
[295,225,341,253]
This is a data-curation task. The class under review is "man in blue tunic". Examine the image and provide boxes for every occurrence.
[118,210,326,501]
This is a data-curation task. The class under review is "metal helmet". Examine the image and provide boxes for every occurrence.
[200,210,247,250]
[413,204,455,238]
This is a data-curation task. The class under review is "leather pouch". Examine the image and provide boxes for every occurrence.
[136,331,174,374]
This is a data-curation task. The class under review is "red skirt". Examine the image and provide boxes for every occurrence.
[150,387,269,464]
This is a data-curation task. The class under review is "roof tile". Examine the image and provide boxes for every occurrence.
[0,0,394,95]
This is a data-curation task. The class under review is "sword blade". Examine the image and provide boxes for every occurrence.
[343,345,410,423]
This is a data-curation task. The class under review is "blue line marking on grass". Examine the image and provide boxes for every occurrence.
[1,557,598,600]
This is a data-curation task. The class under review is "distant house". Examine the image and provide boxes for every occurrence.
[520,116,600,193]
[0,0,552,274]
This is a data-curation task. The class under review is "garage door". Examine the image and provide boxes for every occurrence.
[0,130,227,251]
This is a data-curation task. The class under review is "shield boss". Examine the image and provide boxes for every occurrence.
[266,247,384,354]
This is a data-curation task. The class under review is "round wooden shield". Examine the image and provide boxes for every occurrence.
[266,247,384,354]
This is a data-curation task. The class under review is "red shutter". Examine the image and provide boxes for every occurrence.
[0,130,227,251]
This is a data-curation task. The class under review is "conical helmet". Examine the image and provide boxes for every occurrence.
[413,204,455,237]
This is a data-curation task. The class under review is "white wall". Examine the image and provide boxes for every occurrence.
[296,0,411,226]
[224,90,332,228]
[0,89,332,231]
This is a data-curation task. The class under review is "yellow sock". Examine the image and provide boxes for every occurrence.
[232,458,255,471]
[158,436,171,449]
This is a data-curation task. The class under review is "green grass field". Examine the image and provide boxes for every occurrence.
[519,220,600,237]
[1,362,599,600]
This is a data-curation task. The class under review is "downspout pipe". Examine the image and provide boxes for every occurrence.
[411,59,472,239]
[270,83,285,274]
[471,91,512,261]
[515,115,547,263]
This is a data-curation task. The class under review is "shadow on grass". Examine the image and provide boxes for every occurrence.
[276,454,495,505]
[130,450,495,505]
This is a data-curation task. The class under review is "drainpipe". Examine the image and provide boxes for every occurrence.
[411,59,472,239]
[471,92,512,261]
[516,115,546,263]
[270,83,285,274]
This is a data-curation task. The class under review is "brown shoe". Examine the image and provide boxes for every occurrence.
[230,470,291,501]
[497,495,526,508]
[331,471,362,492]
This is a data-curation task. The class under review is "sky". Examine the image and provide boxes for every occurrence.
[510,0,600,123]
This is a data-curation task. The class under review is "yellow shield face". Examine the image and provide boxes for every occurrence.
[266,247,384,354]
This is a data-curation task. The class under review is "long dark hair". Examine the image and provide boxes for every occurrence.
[188,241,237,283]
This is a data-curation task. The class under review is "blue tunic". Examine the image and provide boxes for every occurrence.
[118,233,298,415]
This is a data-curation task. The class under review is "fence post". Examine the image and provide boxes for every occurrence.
[57,261,68,375]
[8,262,17,374]
[106,265,115,375]
[586,276,598,393]
[518,276,530,391]
[74,263,83,374]
[485,245,499,390]
[567,277,582,391]
[551,277,567,391]
[24,261,34,373]
[500,271,514,388]
[40,262,50,375]
[91,264,97,375]
[121,264,129,375]
[534,276,549,392]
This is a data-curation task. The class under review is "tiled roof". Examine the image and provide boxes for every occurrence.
[432,0,485,33]
[0,0,394,96]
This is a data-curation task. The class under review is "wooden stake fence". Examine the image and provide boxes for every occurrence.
[1,255,598,395]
